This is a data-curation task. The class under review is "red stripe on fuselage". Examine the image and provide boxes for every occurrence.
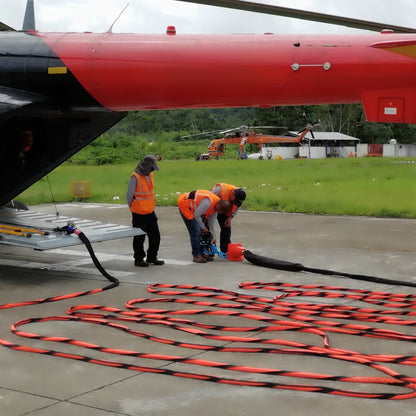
[35,32,416,112]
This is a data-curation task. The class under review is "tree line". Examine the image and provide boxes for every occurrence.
[67,104,416,165]
[113,104,416,143]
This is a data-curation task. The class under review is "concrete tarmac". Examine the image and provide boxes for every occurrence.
[0,203,416,416]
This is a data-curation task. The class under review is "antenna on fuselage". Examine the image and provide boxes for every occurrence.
[107,3,129,33]
[22,0,36,31]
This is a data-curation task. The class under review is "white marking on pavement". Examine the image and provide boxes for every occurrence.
[49,249,193,266]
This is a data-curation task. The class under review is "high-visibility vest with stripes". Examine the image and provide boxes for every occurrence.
[130,172,155,215]
[213,183,237,215]
[178,190,220,220]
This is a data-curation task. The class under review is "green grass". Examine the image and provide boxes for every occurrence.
[18,157,416,218]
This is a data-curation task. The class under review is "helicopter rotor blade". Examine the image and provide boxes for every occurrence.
[181,130,221,138]
[298,113,318,138]
[181,126,249,138]
[248,125,287,130]
[175,0,416,33]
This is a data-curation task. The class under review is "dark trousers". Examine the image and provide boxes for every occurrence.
[217,213,231,253]
[132,211,161,262]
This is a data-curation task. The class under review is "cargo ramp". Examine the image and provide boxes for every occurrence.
[0,207,143,250]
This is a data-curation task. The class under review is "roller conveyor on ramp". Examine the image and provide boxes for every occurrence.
[0,206,144,250]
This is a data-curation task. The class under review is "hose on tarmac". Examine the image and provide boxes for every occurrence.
[0,225,119,309]
[242,250,416,288]
[2,231,416,400]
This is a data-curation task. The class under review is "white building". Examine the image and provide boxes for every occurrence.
[253,131,359,160]
[251,132,416,160]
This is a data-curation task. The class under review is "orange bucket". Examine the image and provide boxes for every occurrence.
[227,243,245,261]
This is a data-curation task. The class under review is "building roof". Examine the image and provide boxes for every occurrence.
[292,131,360,142]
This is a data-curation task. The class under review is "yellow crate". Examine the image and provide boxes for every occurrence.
[70,181,92,198]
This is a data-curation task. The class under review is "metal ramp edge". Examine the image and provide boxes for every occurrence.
[0,207,144,250]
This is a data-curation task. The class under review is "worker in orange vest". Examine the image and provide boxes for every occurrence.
[211,183,246,254]
[126,155,164,267]
[178,190,232,263]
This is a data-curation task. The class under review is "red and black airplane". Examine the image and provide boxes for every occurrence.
[1,0,416,207]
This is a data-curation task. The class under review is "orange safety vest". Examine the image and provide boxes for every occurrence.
[178,190,220,220]
[214,183,237,215]
[129,172,155,215]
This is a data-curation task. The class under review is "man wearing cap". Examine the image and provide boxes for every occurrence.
[210,183,246,254]
[178,190,232,263]
[126,155,164,267]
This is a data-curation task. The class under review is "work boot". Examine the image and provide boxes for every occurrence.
[193,255,207,263]
[147,258,165,265]
[135,260,149,267]
[202,253,214,262]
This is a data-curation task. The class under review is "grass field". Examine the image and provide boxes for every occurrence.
[18,157,416,218]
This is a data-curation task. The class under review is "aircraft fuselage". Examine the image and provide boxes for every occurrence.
[36,31,416,122]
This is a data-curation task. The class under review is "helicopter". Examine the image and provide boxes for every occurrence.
[191,114,320,159]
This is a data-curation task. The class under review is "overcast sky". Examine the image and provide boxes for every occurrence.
[1,0,415,35]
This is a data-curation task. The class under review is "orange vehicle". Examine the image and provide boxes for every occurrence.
[206,124,313,159]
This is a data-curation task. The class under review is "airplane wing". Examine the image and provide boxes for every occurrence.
[0,206,143,250]
[176,0,416,33]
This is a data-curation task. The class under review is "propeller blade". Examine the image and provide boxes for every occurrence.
[175,0,416,33]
